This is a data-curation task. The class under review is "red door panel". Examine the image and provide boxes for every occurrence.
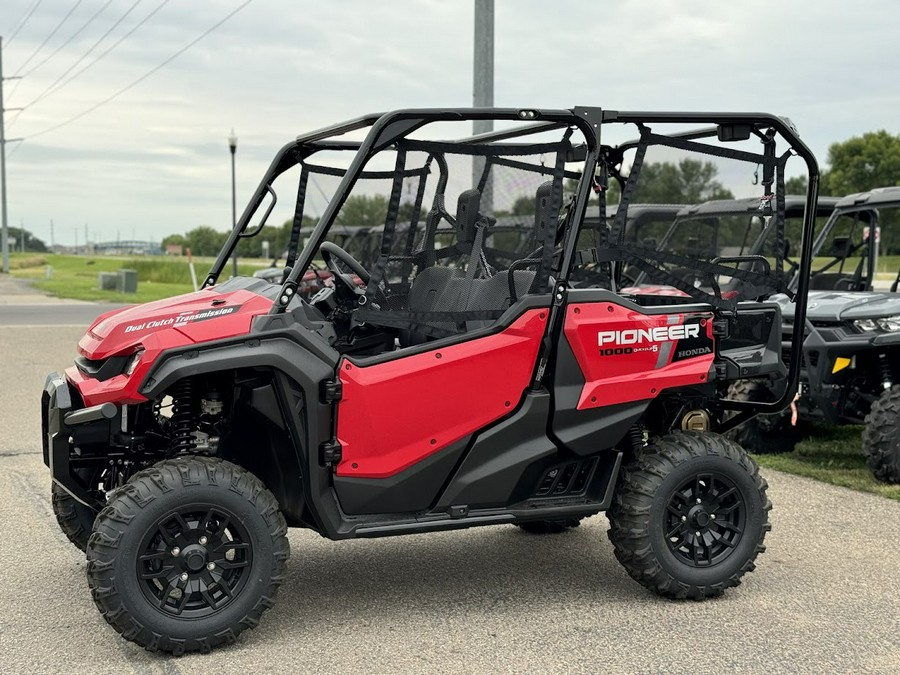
[336,309,548,478]
[564,302,715,408]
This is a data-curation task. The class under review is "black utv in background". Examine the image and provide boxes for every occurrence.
[729,187,900,483]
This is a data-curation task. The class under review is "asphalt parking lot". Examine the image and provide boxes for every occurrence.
[0,301,898,674]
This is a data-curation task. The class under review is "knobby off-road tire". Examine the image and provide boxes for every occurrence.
[52,478,97,552]
[515,517,583,534]
[608,432,771,600]
[86,457,290,655]
[862,386,900,483]
[725,380,802,455]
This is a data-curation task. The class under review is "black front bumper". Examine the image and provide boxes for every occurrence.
[41,372,111,508]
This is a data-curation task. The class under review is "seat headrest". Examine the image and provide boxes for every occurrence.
[456,189,482,244]
[533,181,555,243]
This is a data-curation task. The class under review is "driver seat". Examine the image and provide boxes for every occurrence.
[400,189,485,345]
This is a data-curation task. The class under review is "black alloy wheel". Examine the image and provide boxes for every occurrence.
[607,431,771,600]
[138,506,252,618]
[87,456,289,654]
[663,472,745,567]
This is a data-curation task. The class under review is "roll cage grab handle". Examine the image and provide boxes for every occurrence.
[203,108,819,418]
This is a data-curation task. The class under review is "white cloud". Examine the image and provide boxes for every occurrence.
[0,0,898,246]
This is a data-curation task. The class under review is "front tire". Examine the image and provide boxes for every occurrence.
[725,380,802,454]
[86,457,289,654]
[52,485,96,552]
[608,432,771,599]
[863,386,900,483]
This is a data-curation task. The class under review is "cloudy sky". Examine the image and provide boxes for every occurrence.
[1,0,898,247]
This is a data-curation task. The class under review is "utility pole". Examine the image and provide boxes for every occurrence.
[74,228,78,254]
[50,219,55,248]
[1,36,24,273]
[1,36,8,273]
[472,0,494,213]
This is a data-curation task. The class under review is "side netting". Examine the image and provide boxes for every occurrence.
[596,127,792,312]
[355,130,575,339]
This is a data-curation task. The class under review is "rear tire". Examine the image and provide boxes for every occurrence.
[862,386,900,483]
[86,456,289,654]
[608,432,771,600]
[725,380,802,455]
[515,517,583,534]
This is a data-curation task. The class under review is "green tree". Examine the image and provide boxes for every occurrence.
[161,234,185,253]
[184,226,227,256]
[8,226,47,252]
[630,159,734,204]
[336,194,389,227]
[825,130,900,196]
[603,159,732,206]
[785,175,808,195]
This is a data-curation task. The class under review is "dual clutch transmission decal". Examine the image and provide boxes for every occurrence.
[123,305,243,334]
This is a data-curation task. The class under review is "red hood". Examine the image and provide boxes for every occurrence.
[78,287,273,360]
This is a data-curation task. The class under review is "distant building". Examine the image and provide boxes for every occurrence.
[93,241,162,256]
[165,244,184,256]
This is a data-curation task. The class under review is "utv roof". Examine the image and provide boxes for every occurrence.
[674,195,839,218]
[585,203,689,222]
[834,186,900,209]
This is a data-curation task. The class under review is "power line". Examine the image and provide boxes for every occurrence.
[6,0,112,113]
[6,140,24,161]
[21,0,252,141]
[5,0,44,47]
[37,0,166,104]
[14,0,142,113]
[12,0,84,76]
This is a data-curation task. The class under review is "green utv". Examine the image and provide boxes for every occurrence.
[729,187,900,483]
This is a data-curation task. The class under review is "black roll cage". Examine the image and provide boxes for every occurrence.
[201,107,820,418]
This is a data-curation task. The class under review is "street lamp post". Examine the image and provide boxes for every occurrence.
[228,129,238,277]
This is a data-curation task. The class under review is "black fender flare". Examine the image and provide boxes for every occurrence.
[139,325,339,530]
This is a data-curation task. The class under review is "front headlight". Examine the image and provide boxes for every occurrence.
[876,316,900,332]
[853,316,900,332]
[124,349,144,376]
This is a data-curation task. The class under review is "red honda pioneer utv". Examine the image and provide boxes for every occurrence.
[42,108,819,654]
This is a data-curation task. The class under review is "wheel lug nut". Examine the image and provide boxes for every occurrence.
[171,547,180,556]
[207,562,216,571]
[199,536,208,545]
[696,498,702,504]
[180,572,188,581]
[681,515,687,522]
[695,531,701,537]
[711,514,716,519]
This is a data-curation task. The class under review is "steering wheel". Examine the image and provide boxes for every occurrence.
[320,241,370,295]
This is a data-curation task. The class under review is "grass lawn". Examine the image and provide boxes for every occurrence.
[753,423,900,501]
[7,253,266,303]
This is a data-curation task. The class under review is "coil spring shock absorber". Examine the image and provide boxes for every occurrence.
[170,378,197,453]
[877,352,893,390]
[628,424,645,454]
